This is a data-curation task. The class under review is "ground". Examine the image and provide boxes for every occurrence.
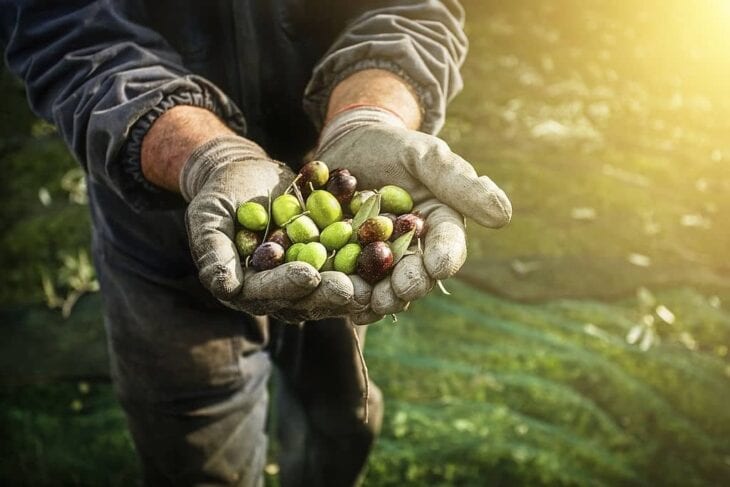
[1,1,729,485]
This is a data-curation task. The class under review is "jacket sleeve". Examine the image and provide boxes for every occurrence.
[303,0,468,135]
[0,0,245,211]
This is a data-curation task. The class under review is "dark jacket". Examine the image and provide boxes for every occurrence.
[0,0,466,299]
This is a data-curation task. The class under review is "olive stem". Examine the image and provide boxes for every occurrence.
[436,279,451,295]
[285,173,302,195]
[289,176,307,210]
[262,190,273,241]
[351,324,369,423]
[281,210,311,227]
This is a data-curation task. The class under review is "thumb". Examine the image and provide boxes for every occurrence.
[414,139,512,228]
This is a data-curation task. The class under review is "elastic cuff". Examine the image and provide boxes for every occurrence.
[122,78,247,211]
[180,136,267,202]
[304,58,441,135]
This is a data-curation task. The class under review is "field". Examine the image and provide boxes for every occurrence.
[1,0,729,485]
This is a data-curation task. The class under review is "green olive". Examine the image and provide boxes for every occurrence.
[286,215,320,243]
[379,185,413,215]
[236,201,268,231]
[286,242,306,262]
[272,194,302,227]
[296,242,328,271]
[234,229,261,258]
[334,243,362,274]
[306,190,343,229]
[320,221,353,251]
[349,190,376,215]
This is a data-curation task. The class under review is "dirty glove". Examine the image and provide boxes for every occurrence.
[316,107,511,324]
[182,135,354,320]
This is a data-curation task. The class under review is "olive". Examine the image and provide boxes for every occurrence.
[272,194,302,227]
[296,242,328,271]
[349,190,376,215]
[325,168,358,205]
[266,228,291,250]
[380,212,398,226]
[320,221,353,251]
[379,185,413,215]
[297,160,330,197]
[236,201,268,231]
[234,229,261,258]
[286,215,320,243]
[251,242,285,271]
[286,242,306,262]
[306,190,343,229]
[334,243,362,274]
[357,216,393,245]
[356,241,394,284]
[392,213,426,240]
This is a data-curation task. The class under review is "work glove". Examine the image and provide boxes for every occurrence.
[315,107,512,324]
[182,136,354,321]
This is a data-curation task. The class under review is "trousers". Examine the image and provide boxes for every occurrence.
[92,199,382,486]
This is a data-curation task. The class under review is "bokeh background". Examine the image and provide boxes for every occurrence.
[1,0,729,485]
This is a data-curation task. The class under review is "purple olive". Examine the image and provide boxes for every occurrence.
[392,213,427,241]
[325,168,358,205]
[357,216,393,245]
[357,241,395,284]
[251,242,285,271]
[266,228,291,250]
[297,160,329,197]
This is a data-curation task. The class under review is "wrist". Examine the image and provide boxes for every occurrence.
[141,106,237,193]
[325,69,422,129]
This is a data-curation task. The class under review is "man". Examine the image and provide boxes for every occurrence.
[1,0,511,485]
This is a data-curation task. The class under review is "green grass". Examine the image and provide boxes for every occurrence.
[2,284,728,485]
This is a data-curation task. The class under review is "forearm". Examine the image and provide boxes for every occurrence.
[140,106,237,192]
[325,69,422,130]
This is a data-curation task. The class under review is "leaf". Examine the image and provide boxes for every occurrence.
[639,328,655,351]
[352,193,381,231]
[655,305,676,325]
[626,325,643,345]
[391,229,415,264]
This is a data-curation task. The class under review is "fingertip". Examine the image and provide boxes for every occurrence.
[200,261,244,301]
[391,255,434,301]
[472,176,512,228]
[349,275,373,307]
[371,279,407,315]
[281,261,322,290]
[423,218,467,280]
[318,271,355,307]
[352,309,386,325]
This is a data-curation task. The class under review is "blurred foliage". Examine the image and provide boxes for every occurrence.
[1,284,728,485]
[1,0,730,485]
[451,0,730,299]
[364,282,730,486]
[0,69,91,307]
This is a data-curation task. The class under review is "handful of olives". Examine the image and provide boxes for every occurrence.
[234,160,426,285]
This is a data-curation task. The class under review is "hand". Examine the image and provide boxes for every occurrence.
[182,136,354,321]
[315,107,511,324]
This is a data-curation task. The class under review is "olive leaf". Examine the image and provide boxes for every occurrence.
[391,229,415,264]
[322,250,337,271]
[352,193,381,231]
